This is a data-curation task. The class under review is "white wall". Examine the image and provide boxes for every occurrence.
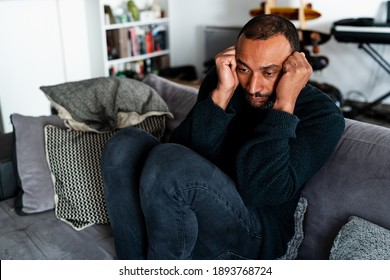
[0,0,64,133]
[169,0,390,104]
[0,0,102,133]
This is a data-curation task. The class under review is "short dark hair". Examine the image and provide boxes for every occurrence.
[237,14,300,52]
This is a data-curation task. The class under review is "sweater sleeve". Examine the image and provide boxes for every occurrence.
[235,85,345,207]
[170,96,235,161]
[169,69,235,163]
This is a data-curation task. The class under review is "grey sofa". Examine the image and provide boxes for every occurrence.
[0,74,389,260]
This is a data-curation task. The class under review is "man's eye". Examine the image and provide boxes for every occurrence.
[237,67,249,73]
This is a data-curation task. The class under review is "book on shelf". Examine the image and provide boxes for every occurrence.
[118,28,130,58]
[145,31,154,54]
[109,55,170,79]
[107,24,168,60]
[106,29,129,60]
[129,27,139,56]
[152,24,168,51]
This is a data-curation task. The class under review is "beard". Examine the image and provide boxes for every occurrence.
[245,91,276,110]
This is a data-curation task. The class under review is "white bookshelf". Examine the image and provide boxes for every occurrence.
[99,0,170,77]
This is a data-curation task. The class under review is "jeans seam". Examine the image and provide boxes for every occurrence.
[173,183,261,239]
[179,201,188,259]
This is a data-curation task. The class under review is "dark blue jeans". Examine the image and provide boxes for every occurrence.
[101,127,262,260]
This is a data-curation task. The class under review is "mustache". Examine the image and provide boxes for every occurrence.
[244,90,276,109]
[247,92,272,98]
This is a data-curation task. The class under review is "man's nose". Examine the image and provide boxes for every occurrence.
[246,74,265,94]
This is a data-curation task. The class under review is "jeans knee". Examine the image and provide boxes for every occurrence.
[143,143,192,177]
[152,142,186,161]
[101,127,159,170]
[140,143,209,198]
[139,144,180,190]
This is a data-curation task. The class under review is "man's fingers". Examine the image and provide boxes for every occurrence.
[215,45,236,58]
[215,45,237,69]
[283,52,312,72]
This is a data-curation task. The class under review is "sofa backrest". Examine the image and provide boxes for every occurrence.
[142,74,198,140]
[298,118,390,259]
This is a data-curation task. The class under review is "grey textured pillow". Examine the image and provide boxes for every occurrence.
[40,77,172,132]
[11,114,66,214]
[278,196,308,260]
[330,216,390,260]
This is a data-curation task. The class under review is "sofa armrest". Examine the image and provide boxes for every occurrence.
[0,133,17,201]
[0,132,13,159]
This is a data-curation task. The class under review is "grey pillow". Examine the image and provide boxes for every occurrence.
[330,216,390,260]
[10,114,66,214]
[278,196,308,260]
[40,77,172,132]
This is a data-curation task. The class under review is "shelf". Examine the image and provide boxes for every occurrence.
[100,0,170,77]
[104,18,169,30]
[106,49,170,67]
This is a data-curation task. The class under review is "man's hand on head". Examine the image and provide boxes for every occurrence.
[211,46,240,110]
[273,51,313,114]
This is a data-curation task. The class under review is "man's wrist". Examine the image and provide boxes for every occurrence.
[272,100,296,114]
[211,89,234,110]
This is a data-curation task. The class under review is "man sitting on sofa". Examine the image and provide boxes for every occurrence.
[101,14,345,260]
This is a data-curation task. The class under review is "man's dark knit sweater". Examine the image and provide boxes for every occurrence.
[170,67,345,259]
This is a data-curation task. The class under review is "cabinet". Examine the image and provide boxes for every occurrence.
[99,0,170,78]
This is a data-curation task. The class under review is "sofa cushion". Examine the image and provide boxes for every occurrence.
[10,114,66,214]
[298,119,390,259]
[45,125,115,230]
[330,216,390,260]
[278,196,308,260]
[0,197,116,259]
[40,77,172,133]
[44,114,165,230]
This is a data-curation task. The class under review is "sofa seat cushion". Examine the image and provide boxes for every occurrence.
[330,216,390,260]
[0,198,116,259]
